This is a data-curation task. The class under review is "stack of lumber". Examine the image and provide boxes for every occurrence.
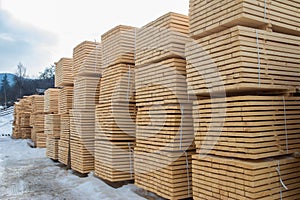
[30,95,47,148]
[95,25,136,182]
[55,57,73,87]
[189,0,300,39]
[188,1,300,199]
[19,96,33,139]
[94,140,135,182]
[101,25,136,68]
[70,109,97,173]
[73,41,102,77]
[44,88,60,113]
[12,102,21,139]
[135,12,189,66]
[45,114,61,160]
[185,26,300,96]
[192,155,300,199]
[134,13,194,199]
[58,86,74,165]
[194,96,300,159]
[54,56,74,164]
[44,88,61,160]
[70,40,102,174]
[95,63,135,182]
[135,151,193,200]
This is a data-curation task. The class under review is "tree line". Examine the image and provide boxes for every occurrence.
[0,63,55,108]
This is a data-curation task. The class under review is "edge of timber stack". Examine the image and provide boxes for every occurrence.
[57,84,74,165]
[55,57,73,87]
[95,25,137,182]
[56,56,74,165]
[12,102,21,139]
[70,40,102,174]
[19,96,32,139]
[12,96,32,139]
[189,0,300,39]
[188,0,300,199]
[44,88,61,160]
[134,13,195,200]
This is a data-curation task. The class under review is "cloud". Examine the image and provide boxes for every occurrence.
[0,9,58,75]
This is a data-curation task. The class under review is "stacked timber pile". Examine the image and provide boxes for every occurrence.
[12,96,33,139]
[55,58,73,87]
[12,102,22,139]
[44,88,61,160]
[58,86,73,165]
[134,13,194,199]
[30,95,47,148]
[55,57,74,165]
[70,41,102,174]
[19,96,33,139]
[188,1,300,199]
[12,102,21,139]
[94,25,136,182]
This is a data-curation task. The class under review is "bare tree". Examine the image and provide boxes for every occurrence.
[14,62,27,98]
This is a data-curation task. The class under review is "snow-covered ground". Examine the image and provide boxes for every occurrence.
[0,108,149,200]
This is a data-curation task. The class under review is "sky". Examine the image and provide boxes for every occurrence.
[0,0,189,77]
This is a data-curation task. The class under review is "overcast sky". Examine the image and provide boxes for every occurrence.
[0,0,188,76]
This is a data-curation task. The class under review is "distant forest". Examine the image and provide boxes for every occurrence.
[0,63,55,107]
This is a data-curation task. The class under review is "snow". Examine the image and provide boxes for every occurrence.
[0,108,146,200]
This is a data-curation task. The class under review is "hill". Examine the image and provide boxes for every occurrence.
[0,73,15,87]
